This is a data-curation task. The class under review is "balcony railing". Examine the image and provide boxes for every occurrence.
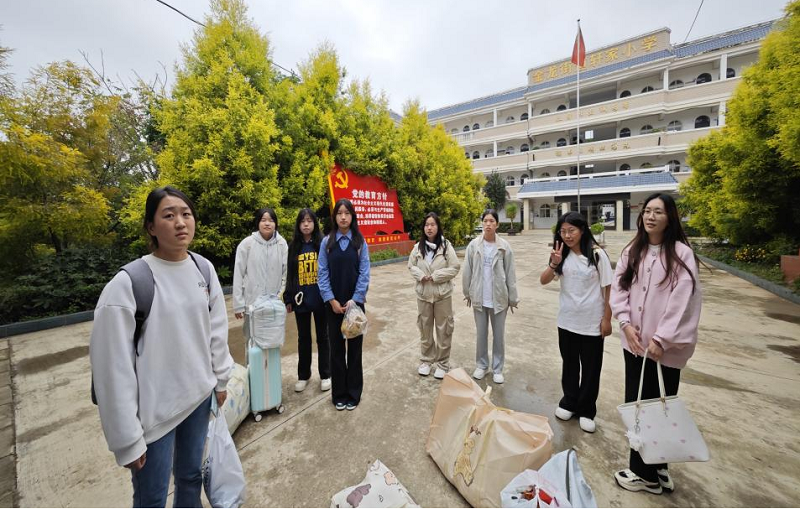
[450,78,739,146]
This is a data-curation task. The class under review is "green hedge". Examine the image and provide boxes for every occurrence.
[369,248,401,262]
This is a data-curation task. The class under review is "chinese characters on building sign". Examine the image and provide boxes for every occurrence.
[528,31,669,86]
[328,165,406,244]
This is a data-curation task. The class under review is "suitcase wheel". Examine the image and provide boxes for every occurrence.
[277,404,286,414]
[254,412,262,422]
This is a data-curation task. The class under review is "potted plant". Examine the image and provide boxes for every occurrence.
[590,222,605,246]
[505,203,519,235]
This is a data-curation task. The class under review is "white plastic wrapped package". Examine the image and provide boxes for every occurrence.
[501,449,596,509]
[330,459,419,508]
[222,363,250,435]
[202,400,247,508]
[244,294,286,349]
[341,304,368,339]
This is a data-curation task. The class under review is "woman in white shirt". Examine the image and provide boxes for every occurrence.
[462,209,519,384]
[540,211,612,433]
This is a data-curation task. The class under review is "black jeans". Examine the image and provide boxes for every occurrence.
[623,349,682,482]
[326,303,364,406]
[295,308,330,381]
[557,327,604,419]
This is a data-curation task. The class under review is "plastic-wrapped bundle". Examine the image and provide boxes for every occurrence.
[244,294,286,349]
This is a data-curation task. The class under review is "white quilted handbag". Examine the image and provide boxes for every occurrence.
[617,351,710,464]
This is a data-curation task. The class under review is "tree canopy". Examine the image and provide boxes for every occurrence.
[683,1,800,245]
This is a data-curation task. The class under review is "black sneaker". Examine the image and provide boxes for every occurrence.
[614,469,663,494]
[335,402,346,411]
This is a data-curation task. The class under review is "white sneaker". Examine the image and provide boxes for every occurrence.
[472,367,487,380]
[554,407,574,421]
[294,379,308,392]
[320,378,331,392]
[418,363,431,376]
[579,417,596,433]
[656,469,674,491]
[492,373,505,384]
[433,367,447,379]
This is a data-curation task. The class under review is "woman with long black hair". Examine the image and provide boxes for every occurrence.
[540,211,613,434]
[284,208,330,393]
[317,199,371,411]
[611,193,703,495]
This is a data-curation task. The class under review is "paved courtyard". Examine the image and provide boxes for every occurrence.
[3,230,800,507]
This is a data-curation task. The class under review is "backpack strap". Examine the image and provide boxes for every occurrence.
[188,251,212,295]
[120,258,155,356]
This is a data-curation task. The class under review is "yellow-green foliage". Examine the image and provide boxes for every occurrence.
[683,1,800,245]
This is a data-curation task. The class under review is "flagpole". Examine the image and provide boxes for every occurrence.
[576,19,582,217]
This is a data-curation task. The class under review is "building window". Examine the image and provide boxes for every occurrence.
[695,115,711,128]
[520,113,529,121]
[620,163,631,172]
[540,140,551,148]
[696,72,712,84]
[472,151,480,160]
[640,162,653,168]
[485,149,494,158]
[540,108,551,115]
[520,144,529,152]
[669,79,684,89]
[540,204,551,218]
[506,146,515,155]
[541,172,551,178]
[506,116,515,123]
[557,138,567,147]
[451,128,458,134]
[668,160,681,172]
[620,127,631,138]
[473,123,480,130]
[667,120,683,132]
[556,104,567,111]
[726,67,736,78]
[520,175,528,185]
[465,152,470,159]
[557,170,567,177]
[620,90,632,98]
[641,85,655,93]
[506,176,516,186]
[485,120,494,128]
[640,124,654,135]
[463,125,470,132]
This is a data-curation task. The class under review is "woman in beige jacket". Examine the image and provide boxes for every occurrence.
[462,209,519,384]
[408,212,461,379]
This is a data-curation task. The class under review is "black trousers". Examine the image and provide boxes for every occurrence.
[326,303,364,406]
[295,308,330,381]
[557,327,604,419]
[623,349,682,482]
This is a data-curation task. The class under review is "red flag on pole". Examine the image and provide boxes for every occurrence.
[571,26,585,67]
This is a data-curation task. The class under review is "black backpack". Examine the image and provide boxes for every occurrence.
[90,252,212,405]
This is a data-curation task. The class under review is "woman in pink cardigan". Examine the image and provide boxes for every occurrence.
[610,193,702,496]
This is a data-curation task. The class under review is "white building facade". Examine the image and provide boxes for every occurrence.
[427,21,774,230]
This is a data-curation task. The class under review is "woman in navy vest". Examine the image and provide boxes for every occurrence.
[318,199,371,411]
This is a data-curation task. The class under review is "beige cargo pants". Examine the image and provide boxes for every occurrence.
[417,296,455,370]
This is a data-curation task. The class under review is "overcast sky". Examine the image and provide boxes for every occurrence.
[1,0,789,113]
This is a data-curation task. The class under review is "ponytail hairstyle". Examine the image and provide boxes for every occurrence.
[326,199,364,253]
[619,193,698,293]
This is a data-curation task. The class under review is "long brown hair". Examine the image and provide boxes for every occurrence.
[619,193,698,293]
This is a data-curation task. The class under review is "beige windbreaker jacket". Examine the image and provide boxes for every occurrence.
[462,235,519,313]
[407,239,461,303]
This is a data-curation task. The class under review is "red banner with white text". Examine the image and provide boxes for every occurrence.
[328,165,406,245]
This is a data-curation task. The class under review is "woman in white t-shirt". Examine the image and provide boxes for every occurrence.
[540,211,612,433]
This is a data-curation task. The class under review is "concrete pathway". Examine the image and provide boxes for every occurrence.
[6,231,800,507]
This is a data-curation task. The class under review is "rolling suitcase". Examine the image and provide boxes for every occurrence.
[247,341,284,421]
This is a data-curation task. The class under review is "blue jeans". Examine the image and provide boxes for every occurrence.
[132,395,212,508]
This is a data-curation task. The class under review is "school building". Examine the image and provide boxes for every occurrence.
[427,20,775,230]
